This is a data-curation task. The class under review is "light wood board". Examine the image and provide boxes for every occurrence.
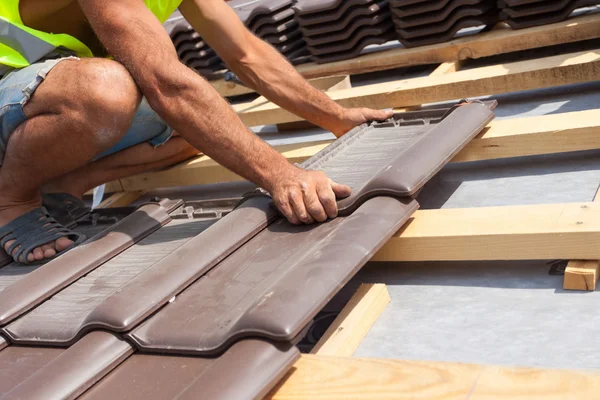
[268,354,600,399]
[311,284,390,357]
[115,109,600,191]
[234,49,600,126]
[563,186,600,290]
[97,191,145,208]
[374,202,600,262]
[211,74,351,98]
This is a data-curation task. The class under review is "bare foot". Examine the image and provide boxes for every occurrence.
[0,199,73,263]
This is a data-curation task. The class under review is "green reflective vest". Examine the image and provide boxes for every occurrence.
[0,0,182,70]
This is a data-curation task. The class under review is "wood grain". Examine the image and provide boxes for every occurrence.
[268,355,600,399]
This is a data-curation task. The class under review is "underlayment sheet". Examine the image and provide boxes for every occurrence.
[129,196,418,355]
[81,340,299,400]
[0,202,175,327]
[0,332,132,400]
[3,218,213,345]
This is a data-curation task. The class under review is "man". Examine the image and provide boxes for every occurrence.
[0,0,391,264]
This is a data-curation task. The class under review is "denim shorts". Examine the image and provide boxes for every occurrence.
[0,57,173,166]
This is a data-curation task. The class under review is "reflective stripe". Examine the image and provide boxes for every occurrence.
[0,0,183,69]
[0,19,56,64]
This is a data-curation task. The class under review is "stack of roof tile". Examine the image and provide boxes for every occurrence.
[169,23,226,80]
[390,0,499,47]
[0,101,495,399]
[499,0,600,29]
[229,0,311,65]
[293,0,395,64]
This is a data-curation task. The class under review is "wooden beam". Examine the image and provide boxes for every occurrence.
[373,202,600,262]
[117,109,600,191]
[429,60,464,76]
[211,74,351,98]
[97,191,145,208]
[311,284,390,357]
[294,13,600,79]
[234,50,600,126]
[267,354,600,399]
[563,186,600,291]
[563,260,600,291]
[395,60,463,112]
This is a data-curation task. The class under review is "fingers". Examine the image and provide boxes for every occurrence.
[330,180,352,199]
[271,170,353,225]
[303,182,328,222]
[273,195,299,225]
[362,108,393,121]
[289,189,314,224]
[316,180,338,219]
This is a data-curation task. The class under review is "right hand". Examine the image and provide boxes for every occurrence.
[269,167,351,224]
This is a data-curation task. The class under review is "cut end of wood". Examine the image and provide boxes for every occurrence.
[563,260,600,291]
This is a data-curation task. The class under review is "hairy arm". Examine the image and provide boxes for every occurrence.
[180,0,391,137]
[78,0,349,224]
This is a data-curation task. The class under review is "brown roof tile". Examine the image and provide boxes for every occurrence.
[0,201,178,328]
[81,340,299,400]
[0,332,132,399]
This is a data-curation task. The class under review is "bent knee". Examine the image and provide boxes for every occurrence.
[78,59,142,122]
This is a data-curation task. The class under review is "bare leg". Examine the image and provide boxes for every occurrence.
[43,137,200,198]
[0,58,141,262]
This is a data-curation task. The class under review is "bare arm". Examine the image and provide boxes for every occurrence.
[78,0,349,224]
[180,0,391,137]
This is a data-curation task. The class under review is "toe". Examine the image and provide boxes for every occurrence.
[33,246,44,261]
[55,237,74,252]
[41,244,56,258]
[4,239,15,255]
[27,252,35,263]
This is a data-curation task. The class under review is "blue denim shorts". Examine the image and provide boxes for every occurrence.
[0,57,173,166]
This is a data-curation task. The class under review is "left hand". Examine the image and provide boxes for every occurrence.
[331,107,394,137]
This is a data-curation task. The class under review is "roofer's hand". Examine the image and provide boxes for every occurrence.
[270,168,351,225]
[331,108,394,138]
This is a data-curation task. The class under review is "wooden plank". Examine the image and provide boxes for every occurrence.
[395,60,463,112]
[563,186,600,290]
[97,191,145,208]
[267,354,600,399]
[453,109,600,162]
[118,109,600,191]
[429,60,464,75]
[563,260,600,291]
[311,284,390,357]
[211,74,352,98]
[293,13,600,79]
[373,202,600,262]
[234,49,600,126]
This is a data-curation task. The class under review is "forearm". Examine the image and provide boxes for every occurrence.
[150,61,297,192]
[228,38,348,135]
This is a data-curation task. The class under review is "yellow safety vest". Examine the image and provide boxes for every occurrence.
[0,0,182,70]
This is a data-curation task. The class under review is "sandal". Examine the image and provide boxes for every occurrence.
[0,207,86,265]
[42,193,91,228]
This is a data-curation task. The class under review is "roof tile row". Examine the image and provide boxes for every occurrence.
[0,101,495,399]
[499,0,600,29]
